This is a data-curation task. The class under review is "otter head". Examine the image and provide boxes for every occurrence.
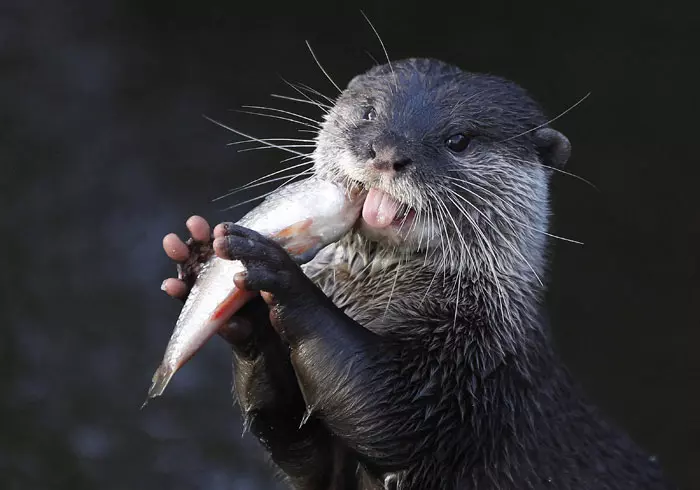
[314,58,570,277]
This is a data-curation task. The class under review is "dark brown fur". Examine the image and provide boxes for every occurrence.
[212,59,672,489]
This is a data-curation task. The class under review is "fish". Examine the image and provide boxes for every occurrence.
[144,178,365,406]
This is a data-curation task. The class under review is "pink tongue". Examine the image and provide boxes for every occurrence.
[362,188,401,228]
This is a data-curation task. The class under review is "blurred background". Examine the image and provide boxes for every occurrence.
[1,0,697,488]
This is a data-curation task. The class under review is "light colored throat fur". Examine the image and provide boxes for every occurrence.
[303,230,546,333]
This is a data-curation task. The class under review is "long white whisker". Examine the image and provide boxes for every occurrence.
[212,160,314,202]
[280,153,313,164]
[507,155,598,190]
[445,177,583,245]
[237,144,316,153]
[215,169,315,201]
[234,110,320,131]
[305,40,342,93]
[502,92,591,142]
[227,137,316,146]
[241,105,322,127]
[270,93,332,110]
[383,257,403,319]
[294,82,337,105]
[203,116,307,157]
[220,171,311,211]
[443,191,510,320]
[444,186,544,288]
[360,10,397,91]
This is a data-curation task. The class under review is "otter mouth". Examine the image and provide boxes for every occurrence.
[355,186,415,230]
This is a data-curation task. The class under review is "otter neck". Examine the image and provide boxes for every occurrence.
[310,226,549,352]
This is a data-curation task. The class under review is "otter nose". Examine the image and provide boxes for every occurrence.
[368,143,413,174]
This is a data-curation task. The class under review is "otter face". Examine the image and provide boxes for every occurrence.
[314,58,570,271]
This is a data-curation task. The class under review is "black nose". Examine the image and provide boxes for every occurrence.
[391,157,412,172]
[368,143,412,174]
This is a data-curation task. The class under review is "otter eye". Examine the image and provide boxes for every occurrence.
[446,134,471,153]
[363,106,377,121]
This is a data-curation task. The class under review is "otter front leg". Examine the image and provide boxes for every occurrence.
[163,217,357,490]
[215,225,433,475]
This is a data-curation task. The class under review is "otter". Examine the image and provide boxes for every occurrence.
[161,59,672,489]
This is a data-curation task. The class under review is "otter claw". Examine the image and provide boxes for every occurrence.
[177,238,215,289]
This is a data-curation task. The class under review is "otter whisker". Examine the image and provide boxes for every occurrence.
[277,80,351,132]
[360,10,397,92]
[445,176,584,245]
[418,198,437,268]
[502,92,591,143]
[281,80,356,131]
[203,116,308,158]
[383,255,403,319]
[277,79,355,133]
[446,162,596,191]
[444,192,505,287]
[444,191,511,321]
[280,77,334,106]
[220,169,312,211]
[420,257,441,306]
[237,144,316,153]
[426,191,449,285]
[227,137,316,146]
[436,194,473,269]
[507,155,598,191]
[405,203,423,242]
[305,40,342,93]
[279,153,314,164]
[213,159,314,202]
[233,110,321,131]
[270,93,332,110]
[453,266,463,329]
[270,91,356,131]
[364,49,380,66]
[215,168,316,201]
[241,105,323,128]
[418,200,448,306]
[293,82,337,106]
[444,186,545,288]
[428,188,454,271]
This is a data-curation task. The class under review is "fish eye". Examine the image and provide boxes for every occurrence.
[363,106,377,121]
[445,133,471,153]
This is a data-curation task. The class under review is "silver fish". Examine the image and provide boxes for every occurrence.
[145,178,364,405]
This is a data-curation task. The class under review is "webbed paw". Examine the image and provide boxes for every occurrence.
[212,223,312,301]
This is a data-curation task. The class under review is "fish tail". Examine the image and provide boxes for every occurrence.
[141,363,175,408]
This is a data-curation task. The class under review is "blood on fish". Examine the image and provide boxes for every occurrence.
[211,289,256,321]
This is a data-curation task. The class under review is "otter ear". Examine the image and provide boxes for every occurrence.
[533,128,571,168]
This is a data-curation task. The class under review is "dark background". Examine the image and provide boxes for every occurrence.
[1,1,697,488]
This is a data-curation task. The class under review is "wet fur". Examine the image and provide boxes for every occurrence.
[224,59,672,489]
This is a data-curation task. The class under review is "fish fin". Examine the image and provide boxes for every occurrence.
[144,363,175,405]
[273,218,313,239]
[284,236,322,260]
[270,218,322,261]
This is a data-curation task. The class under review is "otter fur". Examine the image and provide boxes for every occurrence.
[181,59,672,489]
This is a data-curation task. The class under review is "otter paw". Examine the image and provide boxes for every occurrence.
[176,237,214,289]
[212,224,309,299]
[161,215,213,299]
